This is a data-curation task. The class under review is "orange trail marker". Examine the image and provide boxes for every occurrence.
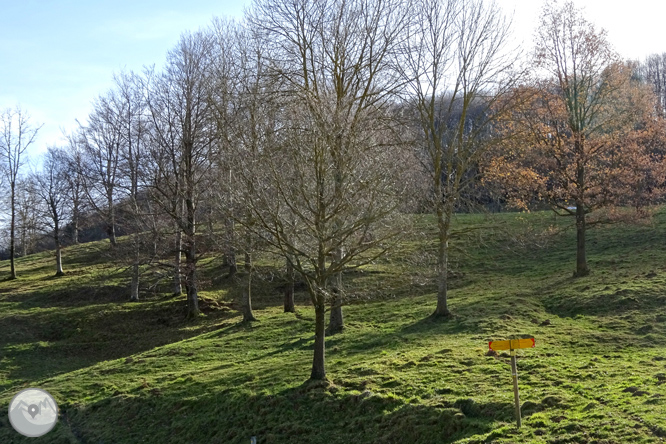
[488,337,536,428]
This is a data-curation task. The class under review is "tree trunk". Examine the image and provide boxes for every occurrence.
[21,228,27,257]
[225,217,237,278]
[107,193,117,247]
[9,182,17,279]
[575,204,589,277]
[242,268,257,322]
[107,222,117,247]
[54,226,64,277]
[310,301,327,381]
[284,258,295,313]
[185,240,200,318]
[130,263,140,302]
[241,249,256,321]
[328,251,344,332]
[434,205,452,317]
[73,206,80,244]
[328,289,343,333]
[575,151,589,277]
[173,230,182,296]
[55,246,64,276]
[71,196,80,244]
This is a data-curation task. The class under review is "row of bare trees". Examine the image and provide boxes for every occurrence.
[3,0,666,380]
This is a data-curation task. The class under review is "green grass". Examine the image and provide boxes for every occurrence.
[1,210,666,443]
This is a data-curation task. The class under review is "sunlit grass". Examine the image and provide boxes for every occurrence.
[0,209,665,442]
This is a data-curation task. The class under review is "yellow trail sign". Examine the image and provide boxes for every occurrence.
[488,338,535,351]
[487,337,536,429]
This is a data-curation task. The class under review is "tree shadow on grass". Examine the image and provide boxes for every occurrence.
[324,315,484,356]
[542,285,666,319]
[9,375,508,444]
[1,284,130,308]
[0,299,237,391]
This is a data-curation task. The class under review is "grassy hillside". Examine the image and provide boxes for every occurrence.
[1,211,666,443]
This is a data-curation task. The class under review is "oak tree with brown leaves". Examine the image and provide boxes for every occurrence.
[486,1,666,277]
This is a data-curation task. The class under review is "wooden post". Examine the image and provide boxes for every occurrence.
[510,348,521,428]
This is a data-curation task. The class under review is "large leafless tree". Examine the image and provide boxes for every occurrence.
[247,0,411,380]
[33,147,70,276]
[400,0,519,316]
[113,71,152,302]
[145,31,217,318]
[77,93,125,248]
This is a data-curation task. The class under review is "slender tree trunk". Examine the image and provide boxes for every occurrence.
[328,288,343,332]
[107,222,117,247]
[225,217,237,277]
[242,263,257,322]
[311,300,327,380]
[184,189,200,318]
[328,248,344,332]
[329,146,344,331]
[130,263,140,302]
[173,229,183,296]
[575,146,589,277]
[241,248,256,321]
[72,202,80,244]
[9,182,17,279]
[54,223,64,277]
[107,193,117,247]
[434,204,452,317]
[21,228,27,257]
[284,257,295,313]
[130,235,140,301]
[575,203,589,277]
[55,246,64,276]
[185,237,200,318]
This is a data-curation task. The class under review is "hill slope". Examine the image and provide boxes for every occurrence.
[1,211,666,443]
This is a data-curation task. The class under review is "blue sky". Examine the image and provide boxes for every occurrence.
[1,0,666,159]
[0,0,247,155]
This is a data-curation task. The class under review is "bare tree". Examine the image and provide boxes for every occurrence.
[208,18,260,322]
[145,30,217,318]
[0,106,42,279]
[114,71,151,302]
[62,138,88,244]
[33,147,70,276]
[14,179,41,257]
[638,53,666,114]
[400,0,519,316]
[77,92,125,248]
[208,18,241,281]
[247,0,410,380]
